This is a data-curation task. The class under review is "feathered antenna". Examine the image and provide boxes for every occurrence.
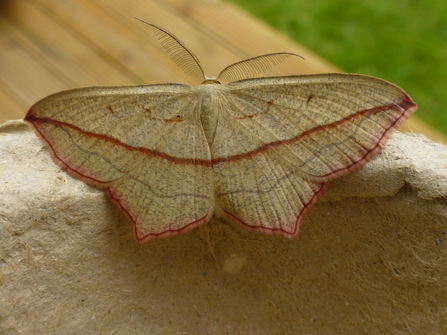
[216,52,304,84]
[136,18,206,80]
[137,20,304,84]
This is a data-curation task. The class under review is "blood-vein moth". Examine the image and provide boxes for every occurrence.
[24,20,417,243]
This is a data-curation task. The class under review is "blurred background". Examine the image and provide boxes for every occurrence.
[230,0,447,136]
[1,0,445,140]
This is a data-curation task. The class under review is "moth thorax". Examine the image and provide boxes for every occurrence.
[196,84,221,146]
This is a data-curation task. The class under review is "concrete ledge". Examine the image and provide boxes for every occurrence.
[1,120,446,334]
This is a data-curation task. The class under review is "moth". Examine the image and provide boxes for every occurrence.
[25,20,417,243]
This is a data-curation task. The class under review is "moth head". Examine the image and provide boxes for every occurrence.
[201,79,221,85]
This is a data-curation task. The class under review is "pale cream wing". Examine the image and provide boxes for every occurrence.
[211,74,416,236]
[25,84,213,242]
[221,74,417,179]
[211,102,326,237]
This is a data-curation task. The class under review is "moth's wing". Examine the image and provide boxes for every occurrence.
[25,84,213,242]
[211,74,417,236]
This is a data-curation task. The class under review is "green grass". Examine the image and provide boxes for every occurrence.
[229,0,447,135]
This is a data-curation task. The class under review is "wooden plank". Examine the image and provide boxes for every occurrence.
[0,86,23,122]
[4,0,139,87]
[0,19,68,110]
[30,0,235,83]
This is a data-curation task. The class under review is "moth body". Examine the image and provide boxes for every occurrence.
[196,82,224,147]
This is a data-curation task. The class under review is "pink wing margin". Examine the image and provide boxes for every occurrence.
[211,75,418,238]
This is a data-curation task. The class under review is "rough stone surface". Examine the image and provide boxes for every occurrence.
[1,120,446,334]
